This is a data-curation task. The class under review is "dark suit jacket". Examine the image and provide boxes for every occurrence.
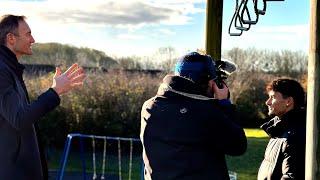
[0,45,60,180]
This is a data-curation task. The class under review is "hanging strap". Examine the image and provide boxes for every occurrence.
[241,0,259,25]
[229,0,244,36]
[236,0,251,30]
[254,0,267,15]
[228,0,284,36]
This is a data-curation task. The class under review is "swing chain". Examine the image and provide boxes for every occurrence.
[92,136,97,180]
[117,138,122,180]
[128,139,133,180]
[101,137,107,180]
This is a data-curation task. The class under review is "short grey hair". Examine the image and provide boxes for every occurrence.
[0,14,26,45]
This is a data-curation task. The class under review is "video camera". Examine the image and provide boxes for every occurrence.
[206,55,237,88]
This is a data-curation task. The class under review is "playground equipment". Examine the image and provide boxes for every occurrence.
[56,133,142,180]
[56,133,239,180]
[229,0,285,36]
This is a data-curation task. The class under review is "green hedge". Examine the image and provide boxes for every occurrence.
[26,71,163,147]
[25,70,305,147]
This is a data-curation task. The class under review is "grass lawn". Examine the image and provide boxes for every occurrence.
[226,137,268,180]
[49,129,269,180]
[225,128,268,180]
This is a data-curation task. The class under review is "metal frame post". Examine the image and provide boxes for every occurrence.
[56,135,74,180]
[306,0,320,179]
[205,0,223,59]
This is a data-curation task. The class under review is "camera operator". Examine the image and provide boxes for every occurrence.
[140,52,247,180]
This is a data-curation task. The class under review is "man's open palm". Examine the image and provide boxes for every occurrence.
[51,63,86,95]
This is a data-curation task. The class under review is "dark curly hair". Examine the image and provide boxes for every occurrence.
[266,78,306,109]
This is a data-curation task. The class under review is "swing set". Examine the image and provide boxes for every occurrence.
[56,133,142,180]
[55,133,238,180]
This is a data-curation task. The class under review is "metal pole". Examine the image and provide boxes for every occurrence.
[56,135,73,180]
[306,0,320,179]
[205,0,223,60]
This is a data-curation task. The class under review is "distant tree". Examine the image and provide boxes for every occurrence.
[224,47,307,77]
[140,56,158,70]
[116,56,143,70]
[154,47,178,72]
[20,43,118,69]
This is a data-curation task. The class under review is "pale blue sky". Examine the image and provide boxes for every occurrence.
[0,0,310,57]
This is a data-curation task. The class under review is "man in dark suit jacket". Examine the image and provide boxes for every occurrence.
[0,14,86,180]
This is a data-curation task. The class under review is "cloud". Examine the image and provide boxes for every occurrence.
[0,0,206,57]
[0,0,204,28]
[116,33,144,40]
[158,28,176,36]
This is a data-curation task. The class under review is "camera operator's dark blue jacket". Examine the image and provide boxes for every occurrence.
[140,75,247,180]
[0,45,60,180]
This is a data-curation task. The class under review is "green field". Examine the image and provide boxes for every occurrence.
[49,129,268,180]
[226,137,268,179]
[225,129,268,180]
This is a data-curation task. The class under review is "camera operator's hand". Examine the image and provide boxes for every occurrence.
[210,80,229,100]
[51,63,86,95]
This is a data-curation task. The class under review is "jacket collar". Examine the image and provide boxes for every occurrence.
[261,108,306,137]
[157,75,213,101]
[0,45,25,79]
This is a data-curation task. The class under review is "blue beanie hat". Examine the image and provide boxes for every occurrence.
[174,52,217,83]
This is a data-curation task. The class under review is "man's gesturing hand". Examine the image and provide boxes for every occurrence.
[51,63,86,95]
